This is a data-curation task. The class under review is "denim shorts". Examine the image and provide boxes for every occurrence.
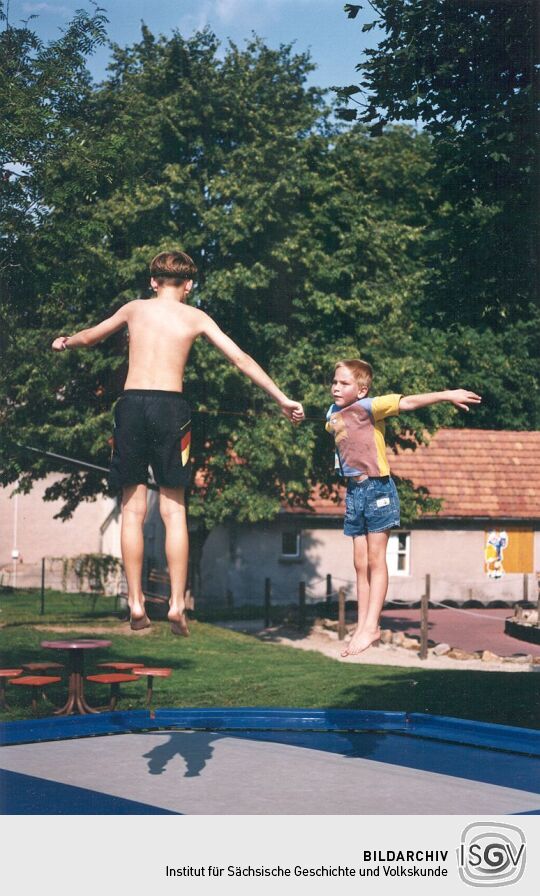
[343,476,400,537]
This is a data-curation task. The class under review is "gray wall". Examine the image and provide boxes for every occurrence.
[199,520,538,607]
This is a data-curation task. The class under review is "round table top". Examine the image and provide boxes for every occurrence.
[41,639,112,650]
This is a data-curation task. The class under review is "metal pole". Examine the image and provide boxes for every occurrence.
[419,573,430,660]
[338,587,346,641]
[12,493,18,588]
[298,581,306,629]
[523,573,528,604]
[326,574,332,616]
[264,578,271,628]
[40,558,46,615]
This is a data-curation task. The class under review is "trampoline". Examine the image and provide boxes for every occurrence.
[1,709,539,815]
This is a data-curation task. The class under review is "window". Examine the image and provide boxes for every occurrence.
[387,532,410,576]
[281,532,301,559]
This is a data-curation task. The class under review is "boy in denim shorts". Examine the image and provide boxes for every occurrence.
[326,359,481,656]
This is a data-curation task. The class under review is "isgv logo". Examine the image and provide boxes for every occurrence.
[457,823,526,887]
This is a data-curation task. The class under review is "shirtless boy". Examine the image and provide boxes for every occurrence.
[326,358,480,656]
[52,251,304,633]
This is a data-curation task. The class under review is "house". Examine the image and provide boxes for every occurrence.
[196,429,540,606]
[0,474,121,591]
[3,429,538,606]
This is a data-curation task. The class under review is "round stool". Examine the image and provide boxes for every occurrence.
[22,662,64,673]
[0,669,23,710]
[132,667,172,717]
[10,675,62,712]
[22,663,64,703]
[86,673,139,710]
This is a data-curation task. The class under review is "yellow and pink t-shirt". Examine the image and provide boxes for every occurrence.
[326,394,402,478]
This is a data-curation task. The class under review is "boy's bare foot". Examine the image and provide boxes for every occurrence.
[130,613,151,631]
[129,601,150,630]
[341,627,380,657]
[168,608,190,637]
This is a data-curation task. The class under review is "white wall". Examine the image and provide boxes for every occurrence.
[0,475,119,590]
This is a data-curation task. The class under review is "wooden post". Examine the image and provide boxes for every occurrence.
[338,587,346,640]
[523,573,528,604]
[298,581,306,629]
[40,557,46,616]
[419,573,430,660]
[264,577,271,628]
[326,574,332,616]
[536,573,540,628]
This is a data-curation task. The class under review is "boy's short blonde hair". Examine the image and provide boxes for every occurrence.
[150,251,197,287]
[334,358,373,392]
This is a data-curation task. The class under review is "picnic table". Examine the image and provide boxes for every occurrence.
[41,639,111,715]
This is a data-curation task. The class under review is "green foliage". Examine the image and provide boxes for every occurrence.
[3,9,530,535]
[341,0,538,427]
[1,15,444,527]
[60,553,122,594]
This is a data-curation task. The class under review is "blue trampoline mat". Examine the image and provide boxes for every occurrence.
[1,710,539,815]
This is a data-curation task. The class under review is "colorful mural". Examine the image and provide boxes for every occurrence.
[484,530,509,578]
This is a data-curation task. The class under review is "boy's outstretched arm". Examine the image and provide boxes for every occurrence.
[399,389,482,412]
[51,305,130,351]
[200,313,304,423]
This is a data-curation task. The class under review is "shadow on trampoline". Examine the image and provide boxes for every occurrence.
[142,730,228,777]
[140,729,387,779]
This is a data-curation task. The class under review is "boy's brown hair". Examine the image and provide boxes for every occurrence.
[334,358,373,392]
[150,251,198,287]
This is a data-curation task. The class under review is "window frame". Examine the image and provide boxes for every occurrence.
[280,531,301,561]
[387,530,410,576]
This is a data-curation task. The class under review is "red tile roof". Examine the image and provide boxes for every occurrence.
[299,429,540,520]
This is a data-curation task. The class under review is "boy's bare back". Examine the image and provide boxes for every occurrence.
[52,280,304,421]
[123,297,208,391]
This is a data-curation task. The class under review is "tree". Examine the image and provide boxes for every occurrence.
[340,1,539,427]
[2,17,448,529]
[1,24,325,524]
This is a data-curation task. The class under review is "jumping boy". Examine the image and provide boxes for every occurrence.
[52,251,304,633]
[326,359,481,656]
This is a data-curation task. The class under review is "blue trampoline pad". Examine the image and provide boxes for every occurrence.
[1,710,539,815]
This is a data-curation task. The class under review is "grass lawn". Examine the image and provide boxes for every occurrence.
[1,589,538,728]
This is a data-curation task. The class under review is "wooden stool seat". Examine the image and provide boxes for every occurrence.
[10,675,61,686]
[131,667,172,717]
[86,673,138,711]
[22,661,64,673]
[9,675,61,712]
[20,663,64,706]
[97,662,145,672]
[0,669,23,710]
[132,667,172,678]
[87,673,139,684]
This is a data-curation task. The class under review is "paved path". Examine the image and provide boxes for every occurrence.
[380,608,540,657]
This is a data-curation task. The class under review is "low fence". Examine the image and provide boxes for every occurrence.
[239,572,540,652]
[0,555,126,615]
[2,559,539,652]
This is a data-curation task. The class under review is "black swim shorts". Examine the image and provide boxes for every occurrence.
[109,390,191,492]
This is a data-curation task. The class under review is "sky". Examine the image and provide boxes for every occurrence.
[8,0,382,90]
